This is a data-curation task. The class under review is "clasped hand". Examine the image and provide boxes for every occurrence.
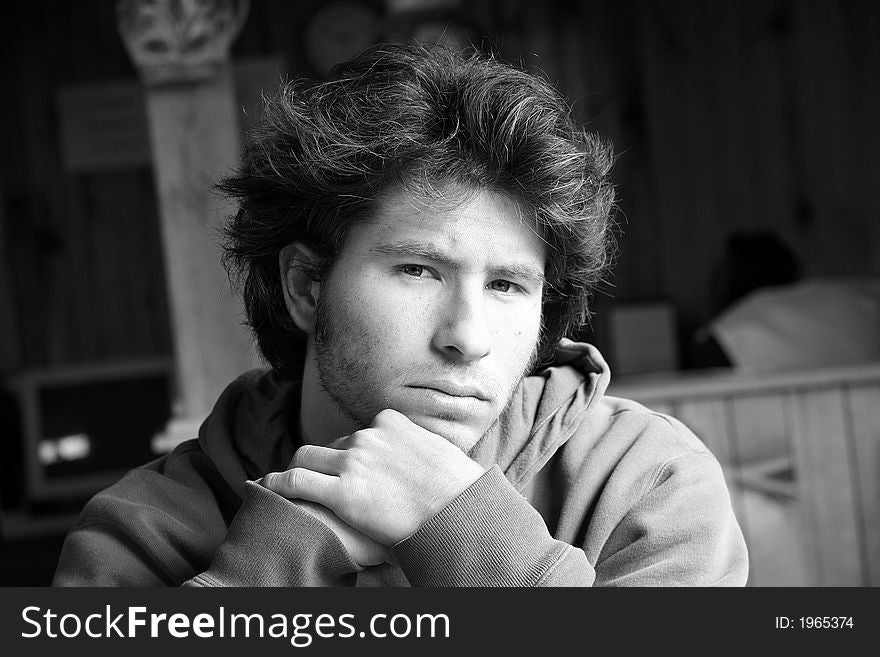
[260,408,486,567]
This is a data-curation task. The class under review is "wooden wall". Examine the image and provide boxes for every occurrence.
[0,1,171,372]
[1,0,878,375]
[501,0,880,360]
[0,0,366,375]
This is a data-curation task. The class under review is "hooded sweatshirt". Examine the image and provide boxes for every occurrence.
[52,341,748,587]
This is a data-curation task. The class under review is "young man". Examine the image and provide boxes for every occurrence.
[54,44,748,587]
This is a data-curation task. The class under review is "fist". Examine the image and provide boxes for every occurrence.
[261,409,487,545]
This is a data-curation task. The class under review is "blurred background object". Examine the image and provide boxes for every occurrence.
[705,277,880,372]
[1,0,878,586]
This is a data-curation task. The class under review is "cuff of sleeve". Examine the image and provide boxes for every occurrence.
[186,481,359,587]
[392,465,586,587]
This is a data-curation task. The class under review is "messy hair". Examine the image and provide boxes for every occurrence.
[220,42,615,378]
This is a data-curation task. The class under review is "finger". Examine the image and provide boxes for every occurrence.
[370,408,408,429]
[261,468,338,507]
[289,443,348,475]
[327,434,352,449]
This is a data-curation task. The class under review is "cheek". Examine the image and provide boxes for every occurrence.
[487,301,543,376]
[499,299,542,345]
[335,275,427,354]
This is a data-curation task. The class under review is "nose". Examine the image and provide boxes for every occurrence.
[432,285,492,362]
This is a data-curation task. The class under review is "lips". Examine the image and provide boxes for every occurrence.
[409,381,490,401]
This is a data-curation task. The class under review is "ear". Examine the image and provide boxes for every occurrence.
[279,242,323,335]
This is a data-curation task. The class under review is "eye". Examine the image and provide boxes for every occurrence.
[400,264,427,277]
[489,280,515,293]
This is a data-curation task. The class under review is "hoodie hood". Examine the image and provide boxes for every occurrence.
[197,339,610,499]
[468,339,610,490]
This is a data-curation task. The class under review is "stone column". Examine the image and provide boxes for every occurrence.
[117,0,259,451]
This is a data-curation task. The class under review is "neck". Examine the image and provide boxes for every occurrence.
[298,344,359,446]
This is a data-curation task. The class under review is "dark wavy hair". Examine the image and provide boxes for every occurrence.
[220,42,615,379]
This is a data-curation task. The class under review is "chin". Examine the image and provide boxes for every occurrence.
[400,412,483,452]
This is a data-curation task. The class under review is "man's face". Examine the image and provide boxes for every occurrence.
[312,184,546,451]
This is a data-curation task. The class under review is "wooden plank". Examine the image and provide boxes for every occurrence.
[67,174,102,362]
[709,2,754,269]
[676,398,734,468]
[852,0,880,276]
[740,2,796,243]
[684,395,810,586]
[788,388,863,586]
[644,400,675,416]
[729,393,790,465]
[635,2,685,309]
[609,361,880,401]
[18,17,59,368]
[845,384,880,586]
[728,411,811,586]
[727,388,809,585]
[802,2,866,277]
[668,2,724,332]
[557,4,587,122]
[674,398,776,584]
[735,482,810,587]
[0,176,18,372]
[106,169,171,358]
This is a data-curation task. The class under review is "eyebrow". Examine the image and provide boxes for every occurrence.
[371,241,546,284]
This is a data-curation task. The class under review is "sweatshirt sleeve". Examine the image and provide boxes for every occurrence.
[184,482,360,587]
[391,465,595,586]
[391,451,748,587]
[593,452,749,586]
[53,480,361,587]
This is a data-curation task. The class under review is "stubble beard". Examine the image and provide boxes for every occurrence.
[313,291,384,430]
[312,288,542,445]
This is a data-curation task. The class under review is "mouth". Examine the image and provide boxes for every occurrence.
[409,382,490,401]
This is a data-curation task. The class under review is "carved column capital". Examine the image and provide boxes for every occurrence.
[117,0,249,87]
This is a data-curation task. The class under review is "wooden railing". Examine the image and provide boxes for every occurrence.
[609,363,880,587]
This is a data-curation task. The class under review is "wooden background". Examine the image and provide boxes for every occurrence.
[0,0,878,586]
[1,0,878,374]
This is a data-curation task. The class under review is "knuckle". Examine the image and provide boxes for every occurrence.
[290,445,310,467]
[286,467,303,491]
[345,443,372,471]
[373,408,403,426]
[337,448,355,470]
[349,428,376,447]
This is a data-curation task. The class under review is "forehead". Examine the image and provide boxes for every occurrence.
[347,184,547,267]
